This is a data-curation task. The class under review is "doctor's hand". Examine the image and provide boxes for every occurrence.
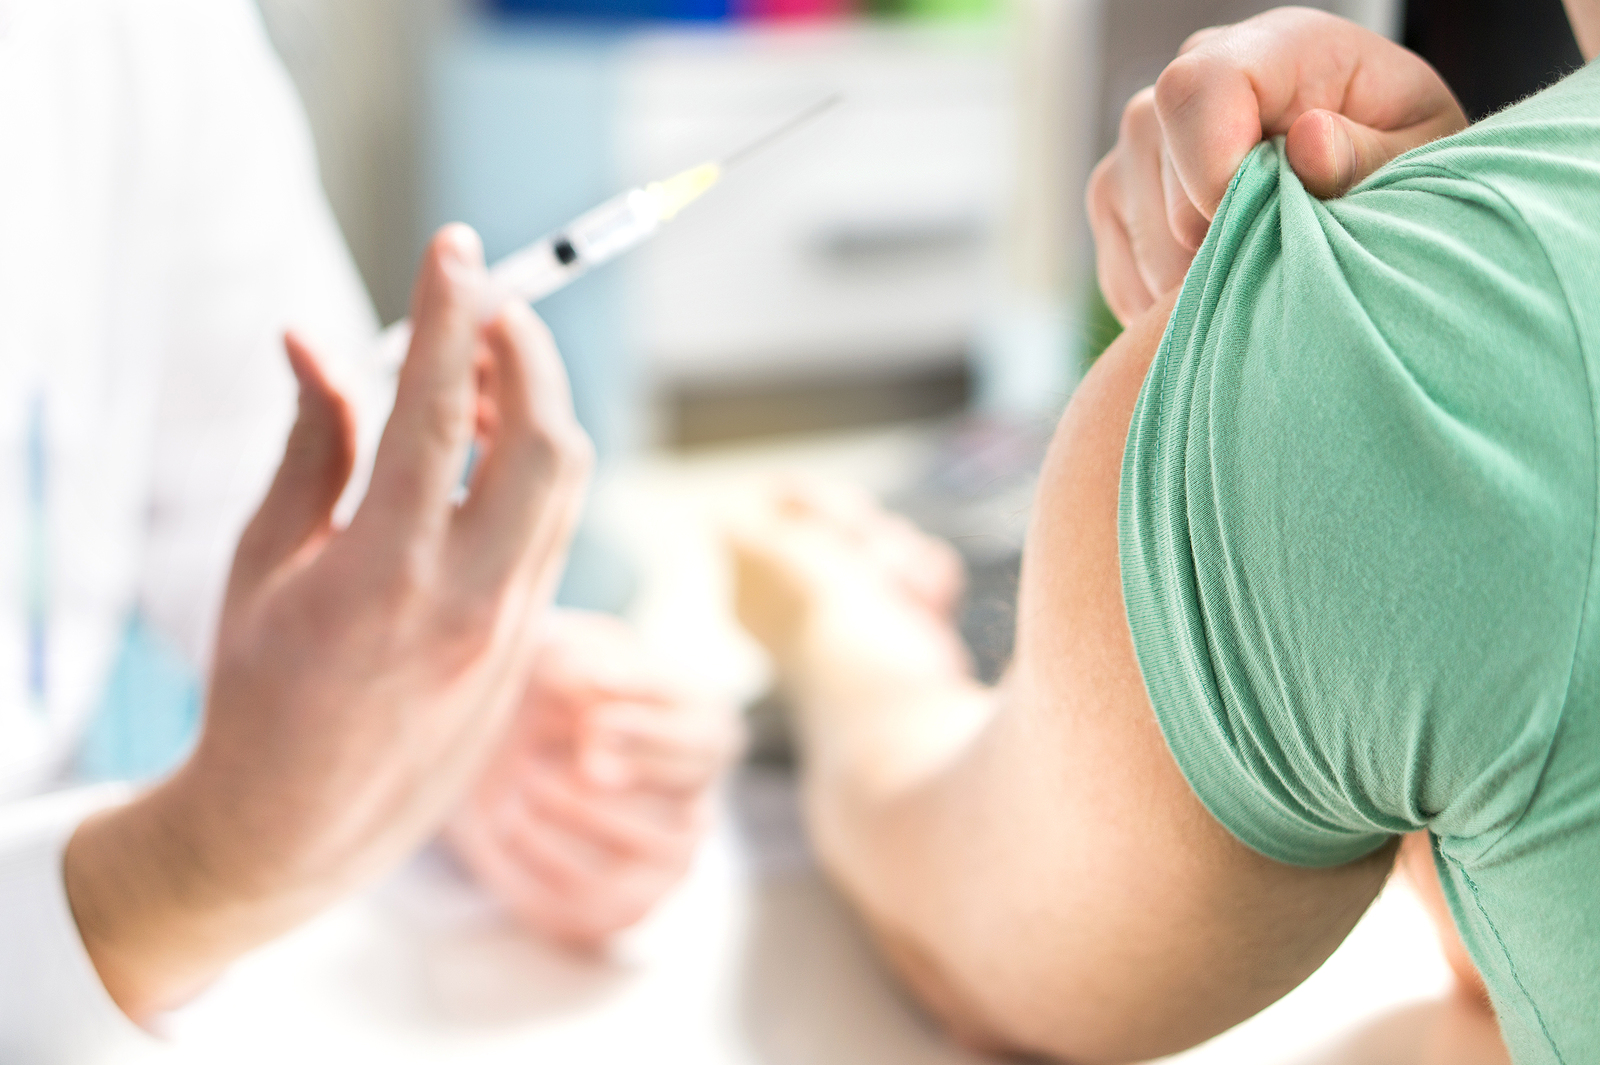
[1087,6,1466,324]
[445,611,741,948]
[64,224,593,1020]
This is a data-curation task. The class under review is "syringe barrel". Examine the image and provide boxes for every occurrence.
[488,237,573,306]
[485,188,660,306]
[562,188,662,268]
[375,186,666,375]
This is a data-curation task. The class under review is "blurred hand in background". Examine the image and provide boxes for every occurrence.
[446,610,742,948]
[728,480,972,717]
[1087,6,1467,324]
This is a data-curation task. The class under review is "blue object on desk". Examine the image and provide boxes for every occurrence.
[491,0,730,23]
[75,615,201,784]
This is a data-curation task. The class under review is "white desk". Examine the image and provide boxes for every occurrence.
[158,424,1491,1064]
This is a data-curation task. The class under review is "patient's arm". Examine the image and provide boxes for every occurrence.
[731,291,1397,1063]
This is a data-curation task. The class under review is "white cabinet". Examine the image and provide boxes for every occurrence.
[426,19,1012,442]
[613,25,1011,386]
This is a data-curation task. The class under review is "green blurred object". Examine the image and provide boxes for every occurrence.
[1079,280,1124,370]
[870,0,998,21]
[75,615,201,784]
[902,0,996,19]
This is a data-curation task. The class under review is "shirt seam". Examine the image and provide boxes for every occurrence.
[1448,851,1567,1063]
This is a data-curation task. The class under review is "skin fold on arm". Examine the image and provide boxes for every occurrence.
[732,290,1398,1064]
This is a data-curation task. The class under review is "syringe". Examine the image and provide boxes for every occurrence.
[375,95,840,374]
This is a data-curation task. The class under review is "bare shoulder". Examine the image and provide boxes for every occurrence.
[960,290,1398,1061]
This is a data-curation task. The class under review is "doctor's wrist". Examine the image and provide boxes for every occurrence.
[63,773,315,1021]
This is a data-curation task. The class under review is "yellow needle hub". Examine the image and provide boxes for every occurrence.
[647,162,723,221]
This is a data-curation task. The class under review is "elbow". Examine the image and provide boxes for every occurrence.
[857,904,1177,1065]
[866,918,1043,1059]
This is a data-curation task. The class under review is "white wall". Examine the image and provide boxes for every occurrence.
[255,0,1400,361]
[254,0,456,323]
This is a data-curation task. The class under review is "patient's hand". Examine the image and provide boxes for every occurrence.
[728,482,1012,1052]
[446,611,741,947]
[731,481,969,692]
[1088,6,1466,324]
[728,481,988,786]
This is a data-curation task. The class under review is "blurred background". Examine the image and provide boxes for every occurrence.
[68,7,1589,1059]
[250,0,1585,460]
[80,0,1587,778]
[61,8,1588,1062]
[255,0,1407,446]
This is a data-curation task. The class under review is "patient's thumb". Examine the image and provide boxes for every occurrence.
[1285,109,1422,199]
[231,332,358,593]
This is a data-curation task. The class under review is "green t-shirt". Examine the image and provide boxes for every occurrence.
[1121,60,1600,1064]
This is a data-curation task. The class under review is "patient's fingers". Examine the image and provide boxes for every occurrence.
[760,479,965,617]
[869,513,965,616]
[1088,87,1196,325]
[1088,155,1155,324]
[1283,105,1464,199]
[1119,88,1197,300]
[1156,8,1465,213]
[1088,9,1465,327]
[1161,150,1211,254]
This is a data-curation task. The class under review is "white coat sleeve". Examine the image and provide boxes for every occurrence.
[0,786,159,1064]
[135,0,387,669]
[0,3,391,1061]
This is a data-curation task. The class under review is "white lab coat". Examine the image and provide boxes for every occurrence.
[0,0,381,1058]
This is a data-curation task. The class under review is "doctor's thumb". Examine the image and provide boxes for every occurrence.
[230,333,359,595]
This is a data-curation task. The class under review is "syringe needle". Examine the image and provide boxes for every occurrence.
[375,94,845,376]
[720,93,843,171]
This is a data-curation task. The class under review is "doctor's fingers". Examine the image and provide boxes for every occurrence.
[516,771,707,862]
[579,704,743,794]
[230,332,357,596]
[485,832,687,945]
[448,298,593,598]
[476,793,688,925]
[349,225,488,559]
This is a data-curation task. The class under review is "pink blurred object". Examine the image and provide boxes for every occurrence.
[734,0,850,23]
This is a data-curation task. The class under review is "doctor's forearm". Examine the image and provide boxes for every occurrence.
[63,776,319,1020]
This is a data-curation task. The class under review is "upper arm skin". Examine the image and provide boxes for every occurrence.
[861,291,1398,1063]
